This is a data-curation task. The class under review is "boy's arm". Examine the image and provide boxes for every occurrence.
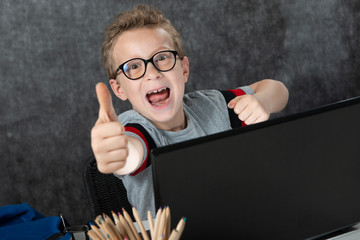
[228,79,289,125]
[91,83,144,175]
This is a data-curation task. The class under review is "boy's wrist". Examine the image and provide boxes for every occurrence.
[114,136,144,176]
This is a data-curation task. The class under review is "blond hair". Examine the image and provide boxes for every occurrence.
[102,4,186,79]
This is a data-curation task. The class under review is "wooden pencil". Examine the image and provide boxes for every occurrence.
[156,209,166,240]
[90,221,106,240]
[164,206,171,240]
[147,210,154,237]
[88,229,100,240]
[118,212,136,240]
[102,218,117,240]
[102,214,116,239]
[122,208,142,240]
[96,217,109,238]
[112,211,126,239]
[152,207,163,240]
[174,217,186,240]
[104,213,116,228]
[95,215,103,228]
[132,206,150,240]
[104,213,123,240]
[168,229,177,240]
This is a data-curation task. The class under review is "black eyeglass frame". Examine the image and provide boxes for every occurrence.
[114,50,178,80]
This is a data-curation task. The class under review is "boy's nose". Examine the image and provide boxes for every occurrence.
[144,62,161,80]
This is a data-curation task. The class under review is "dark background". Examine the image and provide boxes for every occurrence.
[0,0,359,225]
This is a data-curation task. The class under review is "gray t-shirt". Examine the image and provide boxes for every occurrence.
[115,87,254,219]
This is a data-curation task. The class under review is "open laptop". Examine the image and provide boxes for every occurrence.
[151,96,360,239]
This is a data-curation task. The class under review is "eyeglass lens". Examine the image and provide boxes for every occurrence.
[123,51,176,80]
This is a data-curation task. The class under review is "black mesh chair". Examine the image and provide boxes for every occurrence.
[82,154,134,221]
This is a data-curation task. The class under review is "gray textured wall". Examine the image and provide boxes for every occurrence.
[0,0,359,225]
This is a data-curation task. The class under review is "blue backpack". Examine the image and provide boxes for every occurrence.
[0,203,88,240]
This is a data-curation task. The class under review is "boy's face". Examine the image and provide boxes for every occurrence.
[110,27,189,131]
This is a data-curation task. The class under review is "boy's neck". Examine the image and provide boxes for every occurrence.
[152,111,187,132]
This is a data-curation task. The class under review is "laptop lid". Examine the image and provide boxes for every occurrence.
[151,96,360,239]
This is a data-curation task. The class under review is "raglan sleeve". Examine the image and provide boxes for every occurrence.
[219,86,255,129]
[123,123,157,176]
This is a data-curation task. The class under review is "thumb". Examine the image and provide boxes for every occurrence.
[227,95,242,109]
[95,82,119,123]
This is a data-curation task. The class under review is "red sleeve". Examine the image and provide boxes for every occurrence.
[228,88,246,96]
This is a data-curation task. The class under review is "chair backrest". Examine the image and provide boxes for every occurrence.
[82,154,134,221]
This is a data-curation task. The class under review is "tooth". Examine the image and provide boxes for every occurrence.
[147,87,167,95]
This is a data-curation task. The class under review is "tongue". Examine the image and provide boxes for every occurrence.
[148,89,170,105]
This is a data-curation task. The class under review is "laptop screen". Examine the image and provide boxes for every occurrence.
[151,96,360,239]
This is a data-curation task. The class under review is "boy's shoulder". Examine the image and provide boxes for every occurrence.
[184,86,253,103]
[118,109,147,125]
[184,89,223,104]
[183,89,229,117]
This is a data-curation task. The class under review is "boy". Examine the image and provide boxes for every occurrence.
[91,4,289,219]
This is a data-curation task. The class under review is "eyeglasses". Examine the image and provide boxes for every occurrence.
[114,50,178,80]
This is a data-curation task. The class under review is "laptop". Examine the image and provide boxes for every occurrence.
[151,96,360,239]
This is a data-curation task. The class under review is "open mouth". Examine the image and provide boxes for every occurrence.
[146,87,171,107]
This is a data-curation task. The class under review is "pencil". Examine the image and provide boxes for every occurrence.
[147,210,154,237]
[87,229,98,240]
[174,217,186,240]
[132,206,150,240]
[95,215,103,228]
[168,229,178,240]
[102,219,117,240]
[96,217,109,238]
[118,212,136,240]
[112,211,126,239]
[89,221,106,240]
[152,207,163,240]
[164,206,171,239]
[104,213,116,228]
[104,213,123,240]
[156,209,166,240]
[122,208,142,240]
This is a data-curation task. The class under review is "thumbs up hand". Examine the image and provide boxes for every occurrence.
[91,83,143,175]
[91,83,127,173]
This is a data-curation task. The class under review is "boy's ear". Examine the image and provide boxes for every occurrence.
[109,79,128,101]
[181,56,190,83]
